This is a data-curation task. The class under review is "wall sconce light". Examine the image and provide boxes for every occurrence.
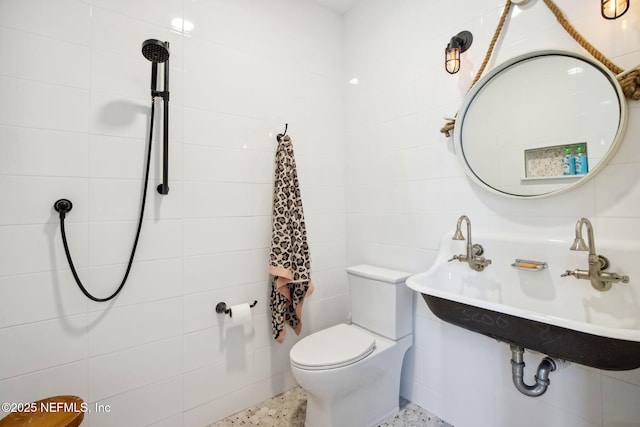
[601,0,629,19]
[445,31,473,74]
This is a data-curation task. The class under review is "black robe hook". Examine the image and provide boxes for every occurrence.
[276,123,288,142]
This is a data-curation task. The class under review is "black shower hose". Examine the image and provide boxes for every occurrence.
[54,99,156,302]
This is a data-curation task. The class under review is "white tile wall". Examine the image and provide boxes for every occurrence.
[88,375,183,427]
[3,0,639,426]
[87,336,183,402]
[345,1,640,426]
[0,1,345,426]
[0,361,89,408]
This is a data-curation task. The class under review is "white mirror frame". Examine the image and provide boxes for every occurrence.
[453,50,628,199]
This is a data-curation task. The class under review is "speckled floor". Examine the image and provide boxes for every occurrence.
[208,386,453,427]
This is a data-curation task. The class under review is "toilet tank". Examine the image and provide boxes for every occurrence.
[346,264,413,340]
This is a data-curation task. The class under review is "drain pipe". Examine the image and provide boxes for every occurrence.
[509,345,564,397]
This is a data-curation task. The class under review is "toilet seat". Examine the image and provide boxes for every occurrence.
[290,324,376,370]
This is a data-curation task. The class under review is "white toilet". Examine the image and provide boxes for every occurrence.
[289,264,413,427]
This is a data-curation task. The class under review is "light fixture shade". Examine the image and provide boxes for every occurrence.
[601,0,629,19]
[445,47,461,74]
[445,31,472,75]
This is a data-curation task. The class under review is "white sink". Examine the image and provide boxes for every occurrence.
[406,233,640,370]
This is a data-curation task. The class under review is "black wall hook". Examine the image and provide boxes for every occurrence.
[276,123,288,142]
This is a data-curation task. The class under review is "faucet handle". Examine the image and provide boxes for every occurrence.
[471,244,484,257]
[448,255,461,262]
[561,270,575,278]
[470,257,491,272]
[481,257,492,266]
[602,272,630,284]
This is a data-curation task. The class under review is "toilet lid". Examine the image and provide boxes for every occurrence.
[290,324,376,370]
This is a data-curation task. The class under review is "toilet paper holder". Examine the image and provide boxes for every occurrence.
[215,300,258,318]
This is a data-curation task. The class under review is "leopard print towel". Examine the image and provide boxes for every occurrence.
[268,135,314,343]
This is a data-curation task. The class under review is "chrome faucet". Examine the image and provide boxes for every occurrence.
[561,218,629,291]
[448,215,492,272]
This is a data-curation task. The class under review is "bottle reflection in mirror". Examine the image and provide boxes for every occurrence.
[575,144,589,174]
[562,145,576,176]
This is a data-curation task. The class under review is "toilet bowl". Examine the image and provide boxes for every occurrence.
[289,265,413,427]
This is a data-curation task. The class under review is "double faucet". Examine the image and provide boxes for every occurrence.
[561,218,629,291]
[446,215,629,290]
[448,215,492,272]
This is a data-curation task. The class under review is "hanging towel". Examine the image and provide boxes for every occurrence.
[269,134,314,343]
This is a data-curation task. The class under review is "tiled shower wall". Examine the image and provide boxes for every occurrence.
[3,0,640,426]
[344,0,640,426]
[0,0,346,425]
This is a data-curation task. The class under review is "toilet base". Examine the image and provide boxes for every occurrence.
[305,396,398,427]
[292,326,412,427]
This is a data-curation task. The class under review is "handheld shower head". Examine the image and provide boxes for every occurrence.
[142,39,170,93]
[142,38,171,196]
[142,39,170,63]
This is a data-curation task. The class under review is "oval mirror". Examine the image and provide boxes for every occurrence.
[454,50,628,198]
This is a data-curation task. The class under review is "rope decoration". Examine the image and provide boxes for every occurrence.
[440,120,456,138]
[441,0,640,137]
[619,67,640,101]
[469,1,513,92]
[542,0,640,101]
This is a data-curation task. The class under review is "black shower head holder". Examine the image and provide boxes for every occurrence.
[152,90,170,100]
[142,39,171,196]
